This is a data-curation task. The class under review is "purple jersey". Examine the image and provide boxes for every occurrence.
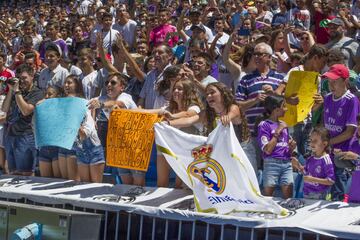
[257,120,291,160]
[323,90,360,151]
[303,154,335,195]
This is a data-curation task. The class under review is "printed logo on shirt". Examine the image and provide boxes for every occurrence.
[261,136,269,145]
[337,108,343,117]
[325,123,343,133]
[315,166,322,174]
[328,117,336,125]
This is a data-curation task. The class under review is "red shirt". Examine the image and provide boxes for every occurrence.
[0,67,15,94]
[314,11,336,44]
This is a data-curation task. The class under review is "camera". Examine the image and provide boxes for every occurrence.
[6,77,19,85]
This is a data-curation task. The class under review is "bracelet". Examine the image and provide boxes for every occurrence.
[14,91,21,95]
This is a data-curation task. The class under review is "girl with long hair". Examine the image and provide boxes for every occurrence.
[58,74,84,181]
[144,78,204,187]
[257,95,296,199]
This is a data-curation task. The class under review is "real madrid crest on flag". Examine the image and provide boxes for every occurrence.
[188,144,226,195]
[155,123,288,216]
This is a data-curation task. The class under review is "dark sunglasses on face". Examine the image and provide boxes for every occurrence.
[105,80,118,86]
[253,52,269,57]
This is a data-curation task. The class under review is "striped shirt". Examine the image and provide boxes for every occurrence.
[235,69,284,135]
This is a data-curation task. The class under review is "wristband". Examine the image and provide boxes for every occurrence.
[14,91,21,95]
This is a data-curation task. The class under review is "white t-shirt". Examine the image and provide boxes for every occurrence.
[112,19,137,48]
[201,75,218,87]
[81,109,102,146]
[101,29,120,54]
[82,70,99,100]
[98,92,137,119]
[69,65,83,77]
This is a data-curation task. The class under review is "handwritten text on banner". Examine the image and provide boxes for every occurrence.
[34,97,88,150]
[107,110,161,171]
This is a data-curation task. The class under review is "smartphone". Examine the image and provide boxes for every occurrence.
[238,28,250,36]
[148,5,156,15]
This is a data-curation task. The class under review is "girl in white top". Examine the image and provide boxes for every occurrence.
[75,109,105,183]
[140,78,204,188]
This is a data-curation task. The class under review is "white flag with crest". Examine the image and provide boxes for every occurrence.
[154,122,288,216]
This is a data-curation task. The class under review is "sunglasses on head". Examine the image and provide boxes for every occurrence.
[105,80,118,86]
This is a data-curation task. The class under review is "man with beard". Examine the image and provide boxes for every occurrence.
[325,18,360,72]
[1,64,44,175]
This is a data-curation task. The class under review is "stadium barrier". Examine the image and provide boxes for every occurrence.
[0,175,359,240]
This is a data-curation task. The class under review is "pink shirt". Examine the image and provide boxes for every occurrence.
[150,24,178,47]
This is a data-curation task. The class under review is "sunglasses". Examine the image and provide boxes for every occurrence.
[253,52,269,57]
[300,37,309,41]
[105,80,118,86]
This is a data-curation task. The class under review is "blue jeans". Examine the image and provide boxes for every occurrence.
[5,134,37,173]
[331,166,352,201]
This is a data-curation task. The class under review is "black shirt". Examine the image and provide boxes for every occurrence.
[7,86,44,136]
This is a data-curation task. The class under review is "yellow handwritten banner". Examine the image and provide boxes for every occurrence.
[106,110,162,171]
[280,71,318,127]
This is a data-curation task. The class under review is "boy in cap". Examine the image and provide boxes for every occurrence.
[314,64,360,201]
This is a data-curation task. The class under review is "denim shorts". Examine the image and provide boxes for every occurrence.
[117,167,146,177]
[75,138,105,165]
[58,146,76,158]
[38,146,59,162]
[5,133,37,172]
[263,157,294,187]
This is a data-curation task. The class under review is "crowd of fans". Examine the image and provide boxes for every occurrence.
[0,0,359,202]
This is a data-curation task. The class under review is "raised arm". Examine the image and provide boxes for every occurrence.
[223,33,241,78]
[176,8,189,43]
[96,32,119,74]
[115,33,146,82]
[209,32,222,60]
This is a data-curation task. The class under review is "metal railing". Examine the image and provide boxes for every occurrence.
[0,196,349,240]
